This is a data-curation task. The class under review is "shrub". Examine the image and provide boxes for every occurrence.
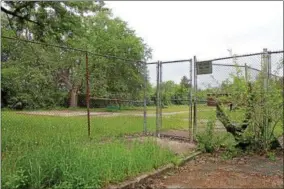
[196,119,218,153]
[196,119,238,154]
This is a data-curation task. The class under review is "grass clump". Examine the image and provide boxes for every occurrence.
[1,112,177,189]
[2,138,176,189]
[196,119,220,153]
[266,151,276,161]
[196,118,239,157]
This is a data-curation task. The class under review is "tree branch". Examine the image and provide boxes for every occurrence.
[216,101,247,139]
[57,69,73,90]
[1,6,42,26]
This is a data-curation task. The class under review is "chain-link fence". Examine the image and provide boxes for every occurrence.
[193,50,283,149]
[1,36,87,110]
[1,36,148,139]
[2,35,283,147]
[147,60,193,140]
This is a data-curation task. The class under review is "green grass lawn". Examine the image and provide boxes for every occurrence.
[2,105,282,188]
[2,111,180,189]
[1,105,198,189]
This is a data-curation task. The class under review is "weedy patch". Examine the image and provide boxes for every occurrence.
[1,112,180,189]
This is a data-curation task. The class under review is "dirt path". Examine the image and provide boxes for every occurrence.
[17,111,119,117]
[130,111,189,117]
[17,110,190,117]
[137,152,283,188]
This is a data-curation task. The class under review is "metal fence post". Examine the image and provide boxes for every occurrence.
[143,61,147,135]
[189,59,193,142]
[156,61,160,137]
[262,48,269,148]
[85,51,91,138]
[159,62,163,130]
[282,55,284,141]
[267,51,272,142]
[193,56,197,141]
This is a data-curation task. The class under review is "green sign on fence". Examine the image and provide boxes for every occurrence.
[197,61,212,75]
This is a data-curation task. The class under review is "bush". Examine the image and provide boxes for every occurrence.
[196,119,238,154]
[196,119,218,153]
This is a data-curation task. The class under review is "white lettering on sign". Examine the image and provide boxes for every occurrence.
[197,61,212,75]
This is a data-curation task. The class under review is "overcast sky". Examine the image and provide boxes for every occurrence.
[105,1,283,86]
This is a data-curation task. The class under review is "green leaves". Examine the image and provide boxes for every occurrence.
[1,1,106,42]
[1,1,152,108]
[214,60,283,151]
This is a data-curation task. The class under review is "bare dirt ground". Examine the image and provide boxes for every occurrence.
[17,110,118,117]
[155,138,196,155]
[126,136,197,155]
[136,152,284,189]
[132,111,189,117]
[159,130,191,141]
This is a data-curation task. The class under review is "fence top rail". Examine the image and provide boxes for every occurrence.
[161,59,192,64]
[147,59,192,65]
[197,50,284,63]
[1,35,146,64]
[269,50,284,54]
[146,61,160,65]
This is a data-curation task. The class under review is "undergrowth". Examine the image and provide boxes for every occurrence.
[1,112,178,189]
[2,139,176,189]
[196,118,240,159]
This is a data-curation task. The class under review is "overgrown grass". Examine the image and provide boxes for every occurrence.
[2,104,282,188]
[1,112,178,189]
[196,118,237,153]
[2,139,176,189]
[1,106,197,189]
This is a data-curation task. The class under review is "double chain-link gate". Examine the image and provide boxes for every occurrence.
[192,49,283,147]
[143,49,283,145]
[145,59,193,140]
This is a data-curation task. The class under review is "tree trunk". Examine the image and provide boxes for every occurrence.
[69,87,78,108]
[216,103,247,138]
[118,100,121,109]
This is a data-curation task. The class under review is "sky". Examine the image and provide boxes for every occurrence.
[105,1,283,87]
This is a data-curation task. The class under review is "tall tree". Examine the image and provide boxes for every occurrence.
[1,1,108,42]
[1,1,152,109]
[180,75,191,89]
